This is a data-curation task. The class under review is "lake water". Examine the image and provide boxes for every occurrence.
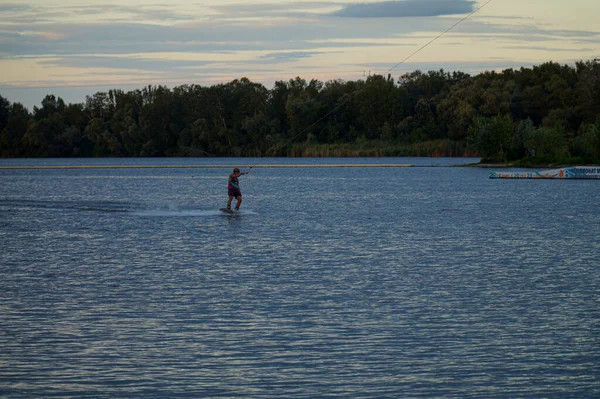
[1,157,599,398]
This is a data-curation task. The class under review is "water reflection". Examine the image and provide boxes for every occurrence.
[1,160,599,398]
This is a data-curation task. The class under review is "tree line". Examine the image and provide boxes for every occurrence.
[1,59,599,163]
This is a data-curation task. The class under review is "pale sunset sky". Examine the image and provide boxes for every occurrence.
[1,0,599,110]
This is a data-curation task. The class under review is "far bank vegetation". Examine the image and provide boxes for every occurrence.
[1,59,599,164]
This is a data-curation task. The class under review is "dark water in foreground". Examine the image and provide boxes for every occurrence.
[1,158,599,398]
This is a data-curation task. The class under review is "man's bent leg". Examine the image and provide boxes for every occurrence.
[227,195,233,208]
[235,195,242,210]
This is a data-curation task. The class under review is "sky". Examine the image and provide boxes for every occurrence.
[1,0,599,111]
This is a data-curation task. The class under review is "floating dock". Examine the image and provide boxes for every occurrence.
[489,166,600,179]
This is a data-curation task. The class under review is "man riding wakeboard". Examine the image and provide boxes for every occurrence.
[227,167,248,211]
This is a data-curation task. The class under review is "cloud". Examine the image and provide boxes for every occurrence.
[330,0,476,18]
[208,2,331,15]
[501,46,594,53]
[1,16,597,67]
[0,17,441,56]
[65,4,195,22]
[259,51,331,63]
[2,0,598,105]
[1,1,597,60]
[0,3,197,26]
[33,51,340,73]
[1,5,597,64]
[348,59,544,73]
[38,55,214,71]
[0,4,31,12]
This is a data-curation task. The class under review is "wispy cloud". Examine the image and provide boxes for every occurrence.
[502,46,594,52]
[0,4,32,12]
[1,0,599,110]
[1,1,597,59]
[207,2,338,18]
[259,51,334,62]
[38,55,214,71]
[329,0,476,18]
[64,4,196,22]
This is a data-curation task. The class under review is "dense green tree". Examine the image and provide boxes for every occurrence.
[33,95,65,121]
[575,59,600,122]
[286,96,323,143]
[22,113,67,156]
[354,75,400,139]
[1,59,599,163]
[468,114,513,162]
[0,95,10,134]
[0,101,30,157]
[571,120,600,161]
[138,85,181,156]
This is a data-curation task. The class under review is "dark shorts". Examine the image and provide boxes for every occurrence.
[228,188,242,198]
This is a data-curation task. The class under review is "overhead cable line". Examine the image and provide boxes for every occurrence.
[385,0,495,76]
[256,0,496,160]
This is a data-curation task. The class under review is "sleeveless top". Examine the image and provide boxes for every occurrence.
[228,174,240,190]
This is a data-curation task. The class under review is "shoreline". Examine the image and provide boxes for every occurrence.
[1,159,596,170]
[462,162,600,168]
[0,164,416,170]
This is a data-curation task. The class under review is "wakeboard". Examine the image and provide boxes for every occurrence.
[219,208,239,215]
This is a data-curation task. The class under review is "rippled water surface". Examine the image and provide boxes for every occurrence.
[1,158,599,398]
